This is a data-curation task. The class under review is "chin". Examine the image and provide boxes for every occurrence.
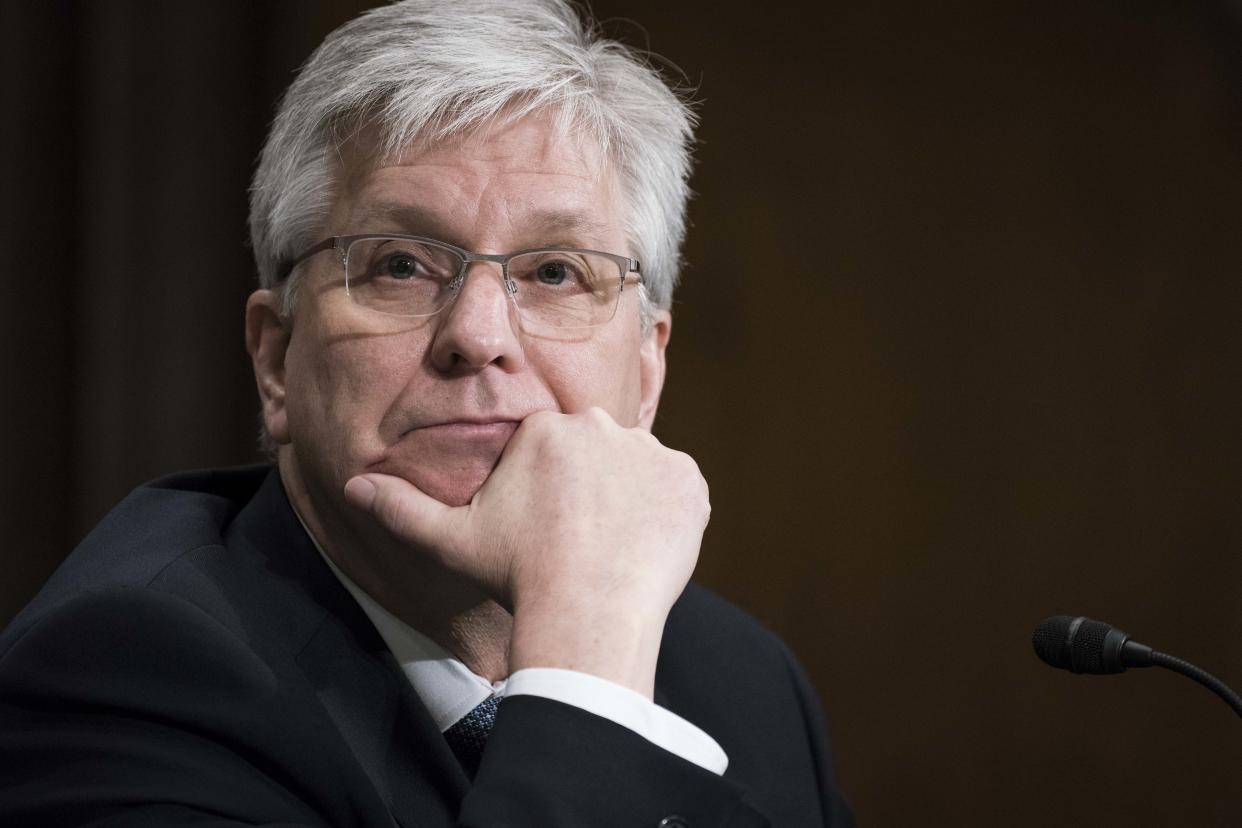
[371,459,493,508]
[369,426,512,507]
[415,473,489,508]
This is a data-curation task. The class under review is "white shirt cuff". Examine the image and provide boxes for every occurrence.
[498,667,728,775]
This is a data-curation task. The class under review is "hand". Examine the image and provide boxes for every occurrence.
[342,407,710,697]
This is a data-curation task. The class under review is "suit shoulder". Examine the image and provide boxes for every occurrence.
[667,582,791,661]
[660,582,815,708]
[2,466,273,649]
[77,465,270,576]
[0,586,277,706]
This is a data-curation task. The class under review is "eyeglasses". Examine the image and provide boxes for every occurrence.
[281,234,642,330]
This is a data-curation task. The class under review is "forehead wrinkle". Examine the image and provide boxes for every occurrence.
[383,156,600,184]
[524,208,613,243]
[350,201,459,239]
[347,197,617,248]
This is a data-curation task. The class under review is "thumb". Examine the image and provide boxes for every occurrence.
[343,473,457,552]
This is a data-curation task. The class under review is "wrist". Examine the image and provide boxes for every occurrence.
[508,593,669,699]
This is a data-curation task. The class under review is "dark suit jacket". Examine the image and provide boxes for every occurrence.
[0,466,853,826]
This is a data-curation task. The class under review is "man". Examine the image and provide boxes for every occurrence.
[0,1,852,825]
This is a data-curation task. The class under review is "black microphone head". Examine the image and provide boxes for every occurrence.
[1033,615,1130,674]
[1032,615,1076,669]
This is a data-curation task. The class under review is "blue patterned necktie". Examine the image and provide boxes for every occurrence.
[443,695,500,778]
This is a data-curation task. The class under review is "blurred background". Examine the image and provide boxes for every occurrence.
[3,1,1241,824]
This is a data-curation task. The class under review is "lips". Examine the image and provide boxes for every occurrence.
[382,419,520,466]
[371,420,520,505]
[415,420,520,440]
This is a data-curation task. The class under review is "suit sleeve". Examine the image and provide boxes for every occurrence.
[464,695,770,827]
[462,627,853,827]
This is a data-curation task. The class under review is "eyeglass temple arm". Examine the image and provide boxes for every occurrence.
[277,237,340,281]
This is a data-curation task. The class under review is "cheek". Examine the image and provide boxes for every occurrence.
[533,338,644,424]
[285,325,420,458]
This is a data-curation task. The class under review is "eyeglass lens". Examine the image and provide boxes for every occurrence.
[344,237,624,328]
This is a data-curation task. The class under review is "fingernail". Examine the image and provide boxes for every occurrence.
[343,476,377,507]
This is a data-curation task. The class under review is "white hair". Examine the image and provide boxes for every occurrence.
[249,0,698,325]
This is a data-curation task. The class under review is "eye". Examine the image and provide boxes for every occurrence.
[535,260,573,285]
[382,252,422,280]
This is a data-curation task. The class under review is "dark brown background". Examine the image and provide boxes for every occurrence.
[4,1,1241,824]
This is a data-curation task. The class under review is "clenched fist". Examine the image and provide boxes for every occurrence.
[342,407,710,698]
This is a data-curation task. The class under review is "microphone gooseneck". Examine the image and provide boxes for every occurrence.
[1032,614,1242,719]
[1147,651,1242,719]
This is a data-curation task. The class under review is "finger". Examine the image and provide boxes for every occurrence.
[343,473,456,551]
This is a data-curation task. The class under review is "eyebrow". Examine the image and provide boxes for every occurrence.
[353,201,615,249]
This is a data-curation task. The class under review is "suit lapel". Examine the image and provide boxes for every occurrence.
[296,599,468,826]
[654,684,673,712]
[232,469,470,826]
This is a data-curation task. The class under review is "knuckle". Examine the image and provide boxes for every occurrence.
[662,449,709,507]
[519,410,559,442]
[584,406,613,427]
[523,410,555,429]
[672,448,701,476]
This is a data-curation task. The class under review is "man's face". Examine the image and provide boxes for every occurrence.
[248,112,670,525]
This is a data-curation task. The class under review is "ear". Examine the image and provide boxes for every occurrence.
[245,289,293,445]
[636,310,671,432]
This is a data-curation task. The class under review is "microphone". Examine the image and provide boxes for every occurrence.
[1032,615,1242,719]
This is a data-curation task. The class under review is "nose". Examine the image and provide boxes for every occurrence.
[428,261,525,373]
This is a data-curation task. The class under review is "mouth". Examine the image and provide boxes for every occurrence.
[414,420,521,440]
[391,418,524,458]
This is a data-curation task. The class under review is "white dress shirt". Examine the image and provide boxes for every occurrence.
[306,528,728,774]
